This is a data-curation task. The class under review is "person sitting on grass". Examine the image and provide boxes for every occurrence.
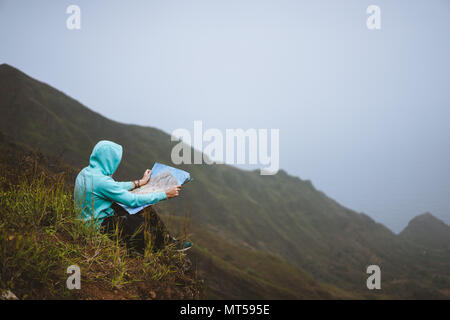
[73,140,192,253]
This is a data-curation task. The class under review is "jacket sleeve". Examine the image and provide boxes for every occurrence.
[98,178,167,207]
[117,181,134,191]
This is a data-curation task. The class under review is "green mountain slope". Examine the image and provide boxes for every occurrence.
[1,63,449,299]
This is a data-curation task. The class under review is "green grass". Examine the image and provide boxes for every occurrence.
[0,171,201,299]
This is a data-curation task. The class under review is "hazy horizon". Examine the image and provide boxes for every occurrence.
[1,0,449,232]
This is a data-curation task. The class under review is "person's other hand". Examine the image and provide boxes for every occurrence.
[139,169,151,186]
[166,185,181,198]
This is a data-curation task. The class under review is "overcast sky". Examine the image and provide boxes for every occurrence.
[1,0,449,232]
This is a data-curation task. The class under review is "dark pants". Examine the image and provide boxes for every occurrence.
[101,203,169,253]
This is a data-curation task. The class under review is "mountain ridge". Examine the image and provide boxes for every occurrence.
[1,63,449,299]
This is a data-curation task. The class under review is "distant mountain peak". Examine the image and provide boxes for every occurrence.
[400,212,450,249]
[408,212,447,226]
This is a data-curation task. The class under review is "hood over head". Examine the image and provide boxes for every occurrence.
[89,140,123,175]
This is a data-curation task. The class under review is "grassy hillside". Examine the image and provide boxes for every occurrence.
[0,135,339,299]
[0,138,200,299]
[1,63,449,299]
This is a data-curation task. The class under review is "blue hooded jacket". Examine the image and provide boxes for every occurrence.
[74,140,167,227]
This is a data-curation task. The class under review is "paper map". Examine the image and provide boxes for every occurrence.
[119,162,191,214]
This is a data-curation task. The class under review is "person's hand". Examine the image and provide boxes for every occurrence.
[139,169,151,186]
[166,185,181,198]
